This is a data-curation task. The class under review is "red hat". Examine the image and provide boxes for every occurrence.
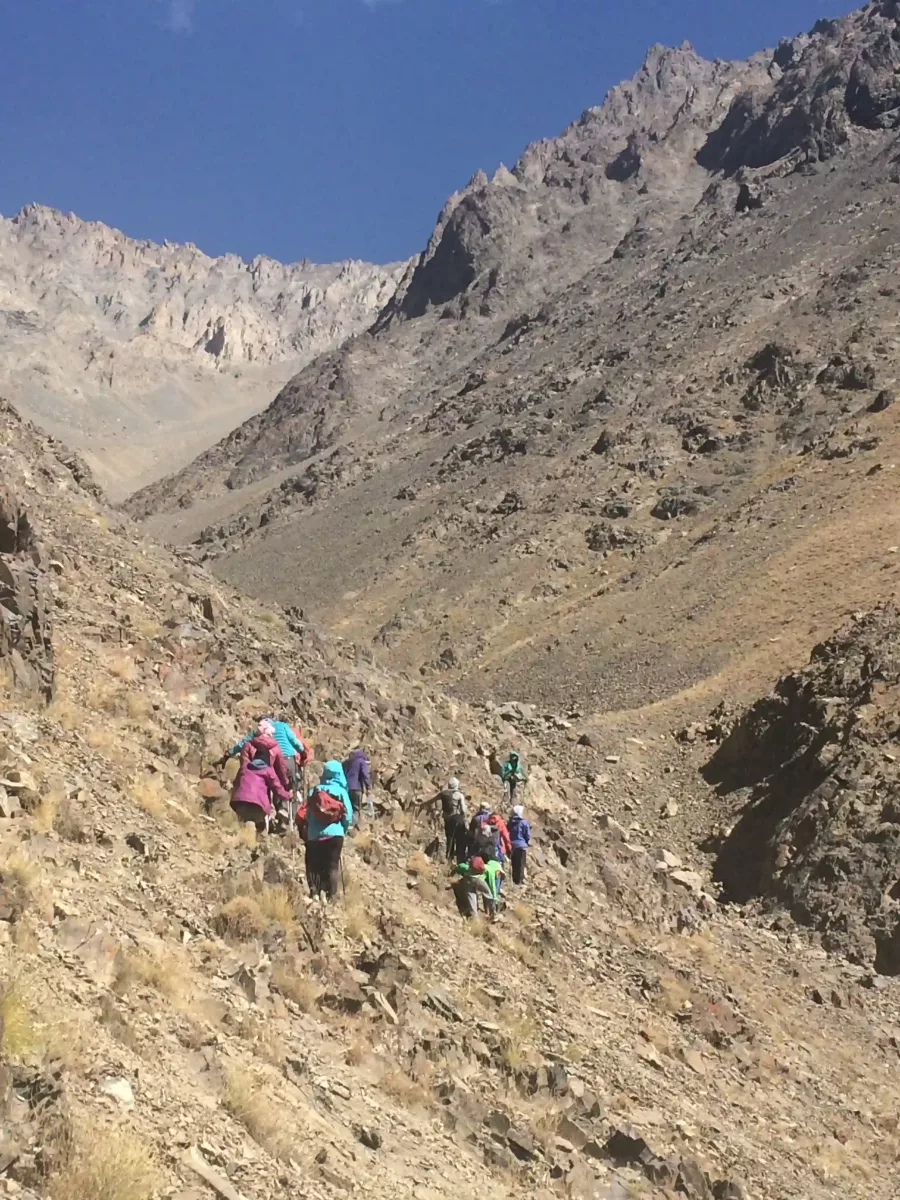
[470,857,486,873]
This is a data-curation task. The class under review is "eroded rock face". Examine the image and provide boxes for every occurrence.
[708,604,900,972]
[697,2,900,172]
[0,476,53,701]
[0,205,408,494]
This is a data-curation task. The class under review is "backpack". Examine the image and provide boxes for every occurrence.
[472,823,497,861]
[309,787,345,826]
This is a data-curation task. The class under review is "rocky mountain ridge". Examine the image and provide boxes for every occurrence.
[131,2,900,721]
[0,204,406,497]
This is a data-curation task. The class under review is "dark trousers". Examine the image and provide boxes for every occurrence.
[306,837,343,900]
[445,815,468,862]
[511,847,527,884]
[349,789,362,826]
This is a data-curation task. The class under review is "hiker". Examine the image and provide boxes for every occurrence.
[343,747,373,824]
[450,856,494,919]
[228,716,309,791]
[469,805,498,863]
[230,748,292,834]
[431,777,468,861]
[501,751,527,804]
[305,760,353,900]
[508,804,531,885]
[469,803,511,864]
[483,857,505,917]
[235,722,291,792]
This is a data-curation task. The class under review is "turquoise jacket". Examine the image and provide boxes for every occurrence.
[501,752,527,782]
[230,720,306,761]
[307,760,352,841]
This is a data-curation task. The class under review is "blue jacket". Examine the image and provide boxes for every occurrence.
[508,813,531,849]
[230,719,306,761]
[307,760,352,841]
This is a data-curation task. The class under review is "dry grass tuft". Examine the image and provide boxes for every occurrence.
[125,693,153,722]
[391,810,413,834]
[34,785,64,834]
[342,875,375,941]
[256,609,287,632]
[406,850,432,875]
[85,727,119,754]
[115,947,197,1011]
[511,901,534,925]
[35,788,88,842]
[224,1067,293,1159]
[0,980,90,1072]
[380,1067,434,1108]
[12,917,40,955]
[271,959,321,1012]
[109,655,139,683]
[468,914,493,940]
[86,680,124,716]
[0,850,43,918]
[257,884,297,928]
[47,698,83,732]
[215,896,267,942]
[48,1123,159,1200]
[495,930,539,968]
[131,775,166,819]
[353,829,374,853]
[0,980,39,1059]
[345,1040,367,1067]
[237,822,257,847]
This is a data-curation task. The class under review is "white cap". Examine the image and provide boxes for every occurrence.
[449,777,460,791]
[513,805,525,817]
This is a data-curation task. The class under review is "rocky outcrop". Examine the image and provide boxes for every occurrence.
[378,42,770,324]
[0,204,403,372]
[708,604,900,973]
[0,205,407,494]
[0,473,53,701]
[697,1,900,172]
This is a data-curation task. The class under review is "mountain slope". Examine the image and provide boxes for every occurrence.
[4,403,900,1200]
[128,2,900,719]
[0,205,405,497]
[127,38,772,508]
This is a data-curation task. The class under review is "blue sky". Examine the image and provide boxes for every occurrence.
[0,0,856,265]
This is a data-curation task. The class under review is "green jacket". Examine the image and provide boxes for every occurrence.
[483,859,504,899]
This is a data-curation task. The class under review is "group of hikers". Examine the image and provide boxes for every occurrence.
[220,717,531,917]
[429,761,532,920]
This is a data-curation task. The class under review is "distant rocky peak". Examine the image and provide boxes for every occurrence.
[698,1,900,174]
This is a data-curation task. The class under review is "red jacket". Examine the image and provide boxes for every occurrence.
[489,814,511,855]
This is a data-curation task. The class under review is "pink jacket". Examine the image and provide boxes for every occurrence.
[232,760,291,816]
[240,736,290,791]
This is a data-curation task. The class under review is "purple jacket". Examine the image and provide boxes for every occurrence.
[232,760,291,816]
[343,749,372,792]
